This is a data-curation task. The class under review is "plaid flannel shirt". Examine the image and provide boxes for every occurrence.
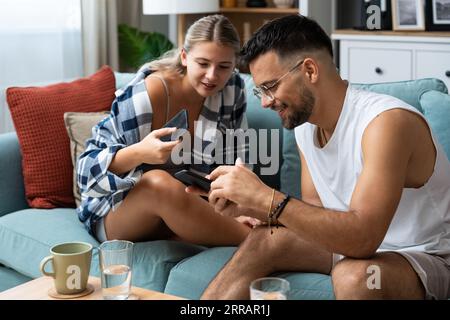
[76,66,249,236]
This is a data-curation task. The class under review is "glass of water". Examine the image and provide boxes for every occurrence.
[99,240,134,300]
[250,277,290,300]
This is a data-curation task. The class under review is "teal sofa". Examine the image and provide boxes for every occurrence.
[1,73,449,299]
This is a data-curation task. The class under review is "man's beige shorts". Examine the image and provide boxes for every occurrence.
[332,251,450,300]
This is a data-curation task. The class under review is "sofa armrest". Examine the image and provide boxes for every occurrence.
[0,133,29,217]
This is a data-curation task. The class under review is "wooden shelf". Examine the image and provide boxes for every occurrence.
[220,7,299,14]
[178,6,300,53]
[333,29,450,38]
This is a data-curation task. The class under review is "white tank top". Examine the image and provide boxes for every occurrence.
[295,84,450,255]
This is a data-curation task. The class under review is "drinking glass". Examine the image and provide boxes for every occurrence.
[99,240,134,300]
[250,277,290,300]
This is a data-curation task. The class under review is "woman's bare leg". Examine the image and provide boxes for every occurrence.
[103,170,250,245]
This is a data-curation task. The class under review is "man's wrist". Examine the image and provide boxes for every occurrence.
[267,191,290,231]
[253,187,283,221]
[269,191,286,222]
[272,191,286,211]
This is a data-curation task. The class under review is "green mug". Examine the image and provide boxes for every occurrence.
[39,242,93,295]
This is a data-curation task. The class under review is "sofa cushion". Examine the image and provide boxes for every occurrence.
[164,246,334,300]
[275,272,334,300]
[114,72,136,90]
[352,78,448,112]
[165,247,236,299]
[63,112,110,207]
[6,66,116,208]
[280,78,449,198]
[241,73,283,189]
[0,132,28,217]
[281,130,301,198]
[0,209,98,278]
[419,90,450,160]
[0,209,205,292]
[0,265,32,292]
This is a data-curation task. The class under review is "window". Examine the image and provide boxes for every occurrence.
[0,0,83,133]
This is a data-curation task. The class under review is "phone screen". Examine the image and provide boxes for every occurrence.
[160,109,188,142]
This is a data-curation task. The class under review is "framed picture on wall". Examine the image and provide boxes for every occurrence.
[392,0,425,30]
[425,0,450,30]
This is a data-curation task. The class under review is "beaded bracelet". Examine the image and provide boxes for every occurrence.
[274,195,290,221]
[267,189,275,233]
[268,193,290,234]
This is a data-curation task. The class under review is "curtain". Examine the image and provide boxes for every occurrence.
[80,0,119,76]
[0,0,83,134]
[117,0,142,28]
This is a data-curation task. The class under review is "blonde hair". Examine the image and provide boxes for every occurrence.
[146,15,240,75]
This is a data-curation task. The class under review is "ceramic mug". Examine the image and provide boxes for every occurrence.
[39,241,93,295]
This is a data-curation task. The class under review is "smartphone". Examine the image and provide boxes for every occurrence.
[160,109,188,142]
[174,169,211,192]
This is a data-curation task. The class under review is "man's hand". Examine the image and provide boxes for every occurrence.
[185,185,209,197]
[186,158,271,221]
[186,184,256,218]
[235,216,264,228]
[207,158,272,217]
[185,185,235,214]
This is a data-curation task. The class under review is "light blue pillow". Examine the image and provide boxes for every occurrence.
[114,72,136,90]
[281,129,301,198]
[419,90,450,161]
[281,78,449,198]
[353,78,448,113]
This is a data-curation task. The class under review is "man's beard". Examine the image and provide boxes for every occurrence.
[283,85,315,129]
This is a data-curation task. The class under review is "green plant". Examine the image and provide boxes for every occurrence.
[118,24,174,71]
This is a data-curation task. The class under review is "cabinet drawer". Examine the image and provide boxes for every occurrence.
[416,50,450,90]
[348,48,412,83]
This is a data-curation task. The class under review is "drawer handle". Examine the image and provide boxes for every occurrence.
[375,67,383,75]
[446,70,450,78]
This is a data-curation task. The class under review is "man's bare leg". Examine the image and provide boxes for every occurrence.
[104,170,250,245]
[201,226,332,299]
[332,252,425,299]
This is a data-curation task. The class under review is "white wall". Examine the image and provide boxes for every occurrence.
[140,14,169,38]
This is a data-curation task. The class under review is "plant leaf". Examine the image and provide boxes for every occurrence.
[118,24,174,70]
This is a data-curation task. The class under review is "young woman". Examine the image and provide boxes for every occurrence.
[76,15,251,245]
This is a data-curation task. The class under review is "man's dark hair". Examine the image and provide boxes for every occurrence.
[241,14,333,66]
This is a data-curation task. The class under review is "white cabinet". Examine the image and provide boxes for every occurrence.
[332,30,450,89]
[416,49,450,84]
[348,47,412,83]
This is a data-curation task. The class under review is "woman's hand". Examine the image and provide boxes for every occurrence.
[137,127,181,164]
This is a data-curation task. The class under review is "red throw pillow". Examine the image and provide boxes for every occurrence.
[7,66,116,208]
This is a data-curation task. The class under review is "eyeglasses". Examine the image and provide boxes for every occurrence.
[253,59,304,101]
